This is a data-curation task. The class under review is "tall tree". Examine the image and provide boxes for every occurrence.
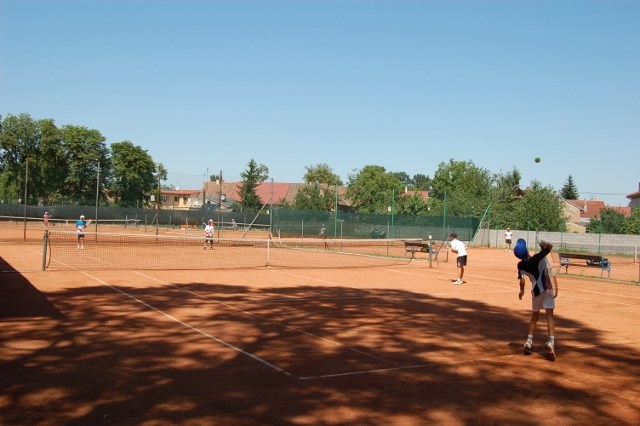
[511,181,566,232]
[110,141,157,207]
[560,175,580,199]
[346,165,403,214]
[0,113,39,203]
[489,168,523,229]
[238,159,269,212]
[60,125,110,205]
[429,159,493,217]
[37,118,68,205]
[292,164,342,211]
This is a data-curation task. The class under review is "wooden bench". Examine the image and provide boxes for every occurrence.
[403,240,435,261]
[558,252,611,277]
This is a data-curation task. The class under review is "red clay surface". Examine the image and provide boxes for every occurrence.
[2,227,640,425]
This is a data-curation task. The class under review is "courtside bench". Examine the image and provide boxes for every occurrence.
[558,252,611,278]
[403,240,439,261]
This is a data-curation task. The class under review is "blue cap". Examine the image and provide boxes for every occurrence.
[514,238,529,259]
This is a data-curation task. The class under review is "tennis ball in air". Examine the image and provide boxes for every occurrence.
[535,157,541,163]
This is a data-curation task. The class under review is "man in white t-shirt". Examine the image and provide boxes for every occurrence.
[504,228,513,251]
[449,232,468,285]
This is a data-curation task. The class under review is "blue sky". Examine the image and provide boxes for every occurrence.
[1,0,638,206]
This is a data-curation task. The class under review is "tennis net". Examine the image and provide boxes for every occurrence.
[43,230,413,271]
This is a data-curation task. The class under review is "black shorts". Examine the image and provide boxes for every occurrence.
[505,239,512,244]
[456,255,467,267]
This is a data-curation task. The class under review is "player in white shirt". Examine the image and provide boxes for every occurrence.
[449,232,467,285]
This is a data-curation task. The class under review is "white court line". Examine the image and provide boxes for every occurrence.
[299,338,640,381]
[384,267,640,307]
[134,271,401,367]
[79,271,292,376]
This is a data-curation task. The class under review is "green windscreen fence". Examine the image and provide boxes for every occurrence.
[271,209,479,242]
[0,204,479,242]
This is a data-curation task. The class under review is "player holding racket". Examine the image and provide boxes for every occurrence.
[514,239,558,360]
[76,215,87,249]
[204,219,215,249]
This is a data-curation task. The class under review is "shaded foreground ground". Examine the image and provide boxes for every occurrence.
[1,236,640,425]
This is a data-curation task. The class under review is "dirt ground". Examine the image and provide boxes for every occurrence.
[1,226,640,425]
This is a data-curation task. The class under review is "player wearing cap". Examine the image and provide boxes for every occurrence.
[76,215,87,249]
[204,219,215,249]
[449,232,467,285]
[514,238,558,360]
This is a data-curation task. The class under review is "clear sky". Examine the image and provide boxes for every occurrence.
[2,0,638,206]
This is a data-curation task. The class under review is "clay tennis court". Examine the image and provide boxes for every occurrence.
[2,227,639,425]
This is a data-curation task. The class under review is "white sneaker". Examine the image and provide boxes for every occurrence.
[452,279,463,285]
[523,340,533,355]
[545,341,556,361]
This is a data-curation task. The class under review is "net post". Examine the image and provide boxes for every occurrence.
[42,230,49,271]
[266,238,270,267]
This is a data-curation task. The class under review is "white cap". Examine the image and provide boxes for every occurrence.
[80,215,85,219]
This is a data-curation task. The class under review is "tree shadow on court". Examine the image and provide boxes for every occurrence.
[2,279,639,425]
[0,257,63,320]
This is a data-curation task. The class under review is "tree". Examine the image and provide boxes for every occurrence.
[346,165,403,214]
[560,175,580,200]
[110,141,157,207]
[60,125,110,205]
[238,159,269,212]
[396,192,430,215]
[488,168,523,229]
[586,208,626,234]
[0,114,39,203]
[429,159,493,217]
[290,164,342,211]
[412,173,432,191]
[302,164,343,186]
[511,181,566,232]
[623,207,640,235]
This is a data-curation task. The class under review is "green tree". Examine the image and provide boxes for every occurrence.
[511,181,566,232]
[412,173,432,191]
[238,159,269,212]
[392,171,411,187]
[489,168,522,229]
[560,175,580,200]
[429,159,493,217]
[110,141,157,207]
[586,207,626,234]
[291,164,342,211]
[346,165,403,214]
[396,192,430,215]
[37,118,68,205]
[302,164,343,186]
[623,207,640,235]
[60,125,110,205]
[0,114,39,203]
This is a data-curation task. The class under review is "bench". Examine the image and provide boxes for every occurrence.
[558,252,611,277]
[403,240,437,262]
[371,229,386,239]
